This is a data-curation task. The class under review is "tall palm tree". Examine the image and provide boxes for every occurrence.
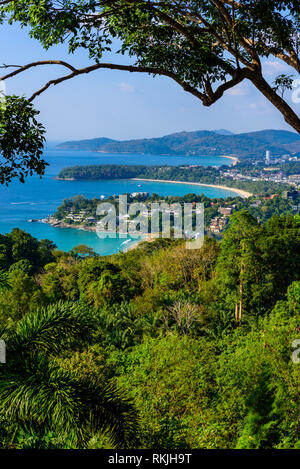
[0,301,139,448]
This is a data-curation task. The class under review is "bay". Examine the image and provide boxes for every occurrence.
[0,148,237,255]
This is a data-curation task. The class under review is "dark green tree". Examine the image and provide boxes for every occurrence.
[70,244,97,259]
[0,302,139,448]
[215,210,260,322]
[0,96,47,184]
[5,229,55,273]
[215,212,300,321]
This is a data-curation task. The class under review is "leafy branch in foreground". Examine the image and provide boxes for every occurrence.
[0,95,47,185]
[0,1,299,132]
[0,302,139,448]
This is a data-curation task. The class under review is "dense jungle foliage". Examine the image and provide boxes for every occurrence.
[0,212,299,449]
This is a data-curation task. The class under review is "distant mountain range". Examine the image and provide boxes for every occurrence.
[56,129,300,161]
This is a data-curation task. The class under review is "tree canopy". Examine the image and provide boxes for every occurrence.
[0,95,46,184]
[0,1,299,183]
[0,214,299,448]
[1,1,299,125]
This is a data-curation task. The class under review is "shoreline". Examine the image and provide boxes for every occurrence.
[130,178,252,198]
[57,149,238,167]
[55,177,75,181]
[41,218,97,232]
[40,174,251,253]
[95,151,238,166]
[41,218,146,251]
[54,175,252,198]
[220,155,239,166]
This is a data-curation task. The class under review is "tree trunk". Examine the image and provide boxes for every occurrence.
[251,73,300,134]
[239,261,245,323]
[239,280,243,323]
[235,302,238,323]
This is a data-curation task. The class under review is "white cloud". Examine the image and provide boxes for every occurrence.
[0,79,6,97]
[119,82,135,93]
[263,60,291,76]
[248,100,273,113]
[226,82,248,96]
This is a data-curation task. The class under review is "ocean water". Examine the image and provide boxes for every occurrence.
[0,148,237,255]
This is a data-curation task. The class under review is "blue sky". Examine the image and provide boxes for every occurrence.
[2,22,298,141]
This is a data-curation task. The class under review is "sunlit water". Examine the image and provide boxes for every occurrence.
[0,148,237,254]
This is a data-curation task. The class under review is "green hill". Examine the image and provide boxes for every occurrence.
[56,129,300,161]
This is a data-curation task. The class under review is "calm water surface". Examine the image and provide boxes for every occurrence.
[0,148,236,254]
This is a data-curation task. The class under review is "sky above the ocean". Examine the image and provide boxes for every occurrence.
[2,22,298,141]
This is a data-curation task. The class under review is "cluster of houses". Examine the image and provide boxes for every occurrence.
[209,206,234,235]
[220,166,300,188]
[65,209,96,225]
[283,190,300,212]
[51,187,300,237]
[130,192,150,198]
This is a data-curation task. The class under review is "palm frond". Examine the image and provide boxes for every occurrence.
[0,353,139,448]
[77,378,140,448]
[4,301,97,357]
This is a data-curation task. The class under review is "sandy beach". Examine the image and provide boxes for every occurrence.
[130,178,252,198]
[221,155,239,166]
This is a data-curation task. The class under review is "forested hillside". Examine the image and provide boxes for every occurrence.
[57,164,288,195]
[57,130,300,161]
[0,212,299,449]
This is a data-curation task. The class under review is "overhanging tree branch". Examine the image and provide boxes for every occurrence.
[0,0,299,133]
[34,65,206,102]
[0,60,76,80]
[0,59,250,107]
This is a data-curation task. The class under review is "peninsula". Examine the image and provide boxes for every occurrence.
[56,164,291,196]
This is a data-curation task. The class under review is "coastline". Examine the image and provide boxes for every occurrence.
[126,233,158,251]
[95,151,238,165]
[55,177,75,181]
[221,155,239,166]
[42,218,97,232]
[40,174,251,253]
[57,148,238,167]
[40,218,162,253]
[41,218,146,252]
[130,178,252,198]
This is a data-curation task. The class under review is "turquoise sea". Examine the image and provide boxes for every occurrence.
[0,147,238,255]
